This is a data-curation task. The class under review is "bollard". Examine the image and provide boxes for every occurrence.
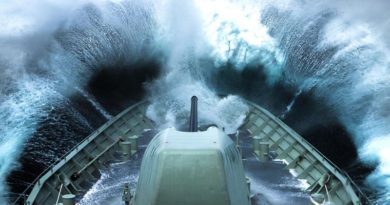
[119,141,132,160]
[252,136,262,155]
[128,135,139,154]
[253,136,270,161]
[62,194,75,205]
[246,177,252,200]
[122,183,132,205]
[246,177,251,192]
[310,193,325,204]
[258,142,269,161]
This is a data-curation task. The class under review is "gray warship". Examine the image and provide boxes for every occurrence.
[13,96,371,205]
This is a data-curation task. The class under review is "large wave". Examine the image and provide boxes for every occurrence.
[1,0,390,204]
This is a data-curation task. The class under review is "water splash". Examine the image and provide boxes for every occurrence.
[75,87,113,120]
[197,0,285,84]
[1,0,390,204]
[0,79,61,204]
[146,0,249,134]
[261,2,390,202]
[280,89,302,119]
[0,1,156,202]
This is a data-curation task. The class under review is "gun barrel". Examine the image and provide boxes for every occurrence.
[189,96,198,132]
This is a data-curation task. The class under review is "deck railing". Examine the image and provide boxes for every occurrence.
[11,101,148,205]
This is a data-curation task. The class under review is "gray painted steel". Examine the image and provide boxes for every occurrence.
[134,127,251,205]
[21,101,153,205]
[242,101,369,205]
[16,100,369,205]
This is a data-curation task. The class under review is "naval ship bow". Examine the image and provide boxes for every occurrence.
[13,96,371,205]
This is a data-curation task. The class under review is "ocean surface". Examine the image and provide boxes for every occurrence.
[1,0,389,204]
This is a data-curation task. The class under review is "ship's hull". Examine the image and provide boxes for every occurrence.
[13,100,369,205]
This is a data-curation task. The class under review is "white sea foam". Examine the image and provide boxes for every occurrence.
[1,0,390,204]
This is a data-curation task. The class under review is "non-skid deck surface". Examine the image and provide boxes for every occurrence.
[79,129,311,205]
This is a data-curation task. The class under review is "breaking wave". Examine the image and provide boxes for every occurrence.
[0,0,390,204]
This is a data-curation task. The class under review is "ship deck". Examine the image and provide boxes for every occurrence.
[18,100,367,205]
[77,129,311,205]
